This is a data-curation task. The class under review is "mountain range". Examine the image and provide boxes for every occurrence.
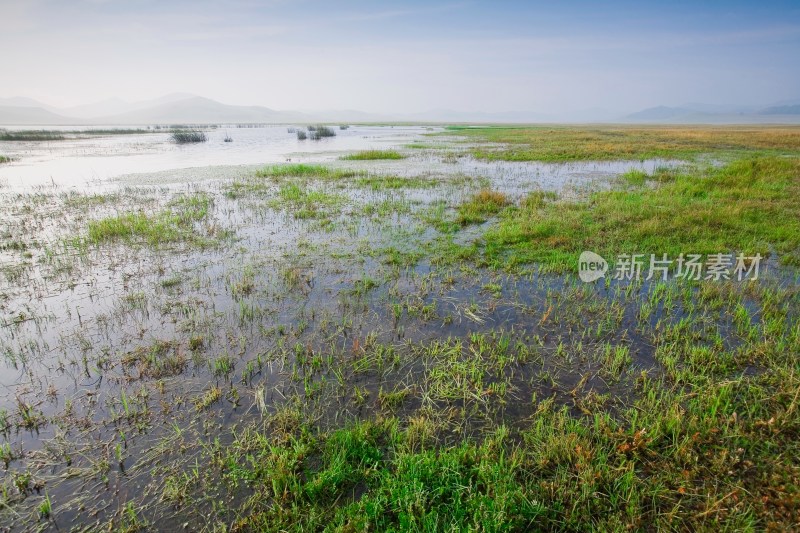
[1,94,799,125]
[625,101,800,123]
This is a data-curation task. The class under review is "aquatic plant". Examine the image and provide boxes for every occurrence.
[171,130,207,144]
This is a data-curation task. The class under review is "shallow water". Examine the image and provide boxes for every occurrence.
[0,125,430,190]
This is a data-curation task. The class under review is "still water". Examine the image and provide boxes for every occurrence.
[0,125,431,190]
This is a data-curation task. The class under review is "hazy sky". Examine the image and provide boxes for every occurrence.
[2,0,799,113]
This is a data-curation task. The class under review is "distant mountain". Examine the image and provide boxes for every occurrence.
[555,108,621,123]
[765,98,800,107]
[404,109,554,123]
[679,102,758,114]
[627,106,694,120]
[0,106,79,125]
[3,93,800,126]
[3,93,231,122]
[0,97,59,111]
[759,104,800,115]
[626,102,800,123]
[61,98,138,119]
[65,93,202,119]
[298,109,396,123]
[93,96,309,124]
[0,94,208,121]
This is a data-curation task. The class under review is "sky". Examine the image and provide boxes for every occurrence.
[2,0,799,115]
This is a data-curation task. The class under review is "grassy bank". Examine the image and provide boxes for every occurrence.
[447,125,800,162]
[477,156,800,271]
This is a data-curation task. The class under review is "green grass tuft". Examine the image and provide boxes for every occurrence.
[457,189,511,225]
[86,193,212,246]
[255,164,360,180]
[340,150,405,160]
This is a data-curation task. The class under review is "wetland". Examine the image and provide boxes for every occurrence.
[0,124,799,531]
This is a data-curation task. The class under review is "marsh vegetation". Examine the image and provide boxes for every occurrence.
[170,130,208,144]
[0,130,65,141]
[0,128,157,142]
[452,125,800,161]
[1,125,799,531]
[341,149,405,160]
[307,125,337,140]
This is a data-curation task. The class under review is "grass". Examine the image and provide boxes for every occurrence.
[194,386,222,410]
[456,189,511,225]
[255,164,360,180]
[0,130,64,141]
[340,150,405,160]
[480,156,800,271]
[307,125,336,139]
[405,142,450,149]
[0,156,10,164]
[186,332,800,531]
[253,164,430,191]
[354,175,435,190]
[269,183,345,219]
[78,128,153,135]
[446,125,800,162]
[225,421,546,531]
[227,164,373,199]
[122,340,186,379]
[86,193,212,246]
[38,493,51,519]
[171,130,207,144]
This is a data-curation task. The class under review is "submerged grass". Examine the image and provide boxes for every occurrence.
[0,130,64,141]
[183,307,800,531]
[481,156,800,270]
[86,193,213,246]
[229,164,405,199]
[270,183,346,219]
[255,164,361,180]
[447,125,800,162]
[457,189,511,225]
[354,175,436,190]
[340,150,405,160]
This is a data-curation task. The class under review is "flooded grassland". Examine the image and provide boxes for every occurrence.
[1,125,800,531]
